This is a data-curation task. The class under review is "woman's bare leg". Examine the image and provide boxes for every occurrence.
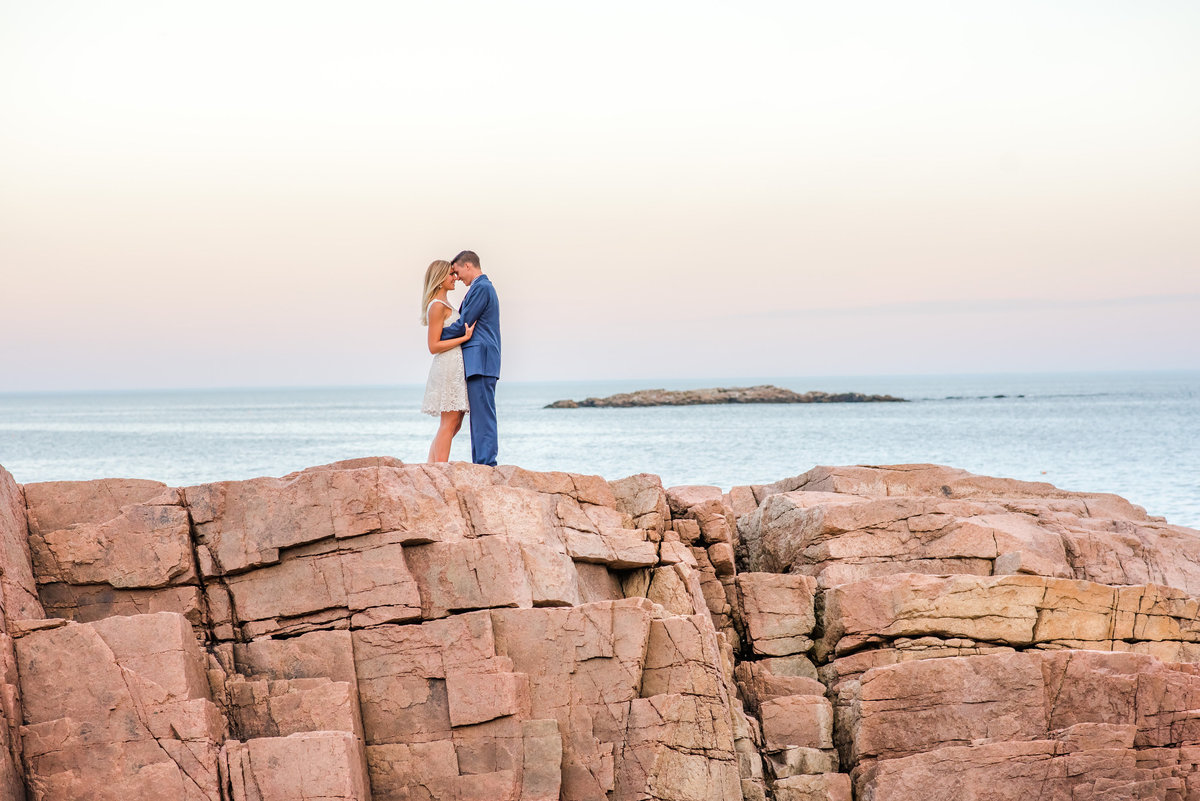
[428,411,465,463]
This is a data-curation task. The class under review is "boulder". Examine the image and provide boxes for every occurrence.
[23,478,197,627]
[760,695,835,752]
[222,533,422,638]
[184,464,471,576]
[29,500,194,589]
[15,612,223,801]
[227,677,361,739]
[37,583,204,627]
[23,478,170,539]
[739,464,1200,594]
[609,473,670,534]
[856,740,1200,801]
[232,628,357,684]
[736,573,817,657]
[221,731,371,801]
[838,649,1200,770]
[772,773,852,801]
[0,466,41,622]
[615,693,741,801]
[0,466,41,801]
[817,573,1200,687]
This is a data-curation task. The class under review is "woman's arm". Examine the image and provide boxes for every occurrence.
[440,283,491,340]
[427,304,475,354]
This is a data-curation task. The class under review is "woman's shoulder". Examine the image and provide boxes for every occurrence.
[426,298,455,320]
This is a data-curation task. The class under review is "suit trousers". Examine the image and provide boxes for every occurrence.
[466,375,498,467]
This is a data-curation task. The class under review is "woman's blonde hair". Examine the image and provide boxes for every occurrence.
[420,260,453,325]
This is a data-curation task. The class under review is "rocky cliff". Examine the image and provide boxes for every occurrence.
[1,458,1199,800]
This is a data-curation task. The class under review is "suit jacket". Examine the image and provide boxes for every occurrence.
[440,274,501,378]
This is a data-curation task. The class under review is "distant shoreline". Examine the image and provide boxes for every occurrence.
[545,384,907,408]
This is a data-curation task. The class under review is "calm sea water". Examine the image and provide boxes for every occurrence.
[1,372,1197,528]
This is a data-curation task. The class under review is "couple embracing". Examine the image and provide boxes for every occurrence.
[420,251,501,466]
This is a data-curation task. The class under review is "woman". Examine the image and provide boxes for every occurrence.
[421,259,475,462]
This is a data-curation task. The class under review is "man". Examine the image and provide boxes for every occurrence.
[440,250,501,466]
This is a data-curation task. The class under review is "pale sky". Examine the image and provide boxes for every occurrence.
[1,1,1198,391]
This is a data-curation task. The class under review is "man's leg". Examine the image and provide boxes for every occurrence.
[466,375,498,466]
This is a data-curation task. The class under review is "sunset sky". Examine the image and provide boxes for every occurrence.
[2,1,1198,391]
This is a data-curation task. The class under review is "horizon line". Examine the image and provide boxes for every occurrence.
[1,367,1198,397]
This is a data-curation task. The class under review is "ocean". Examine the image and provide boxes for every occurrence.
[1,371,1197,528]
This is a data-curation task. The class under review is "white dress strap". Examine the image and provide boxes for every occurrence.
[426,298,454,312]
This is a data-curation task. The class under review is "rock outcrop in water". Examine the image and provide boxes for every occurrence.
[2,458,1200,800]
[545,385,906,408]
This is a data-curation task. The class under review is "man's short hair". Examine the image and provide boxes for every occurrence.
[451,250,480,269]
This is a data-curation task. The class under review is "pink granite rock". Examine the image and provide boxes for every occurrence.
[462,484,561,543]
[816,573,1200,688]
[37,582,204,627]
[641,614,726,699]
[666,485,725,516]
[227,676,362,739]
[30,500,194,589]
[736,572,818,657]
[0,467,41,801]
[349,597,739,801]
[574,561,625,604]
[490,601,656,800]
[23,478,170,539]
[839,649,1200,769]
[735,661,825,712]
[772,772,852,801]
[233,628,357,683]
[498,466,618,509]
[404,538,540,618]
[446,669,530,727]
[222,533,422,638]
[644,564,708,617]
[708,542,736,575]
[352,612,502,746]
[7,458,1200,801]
[740,464,1200,593]
[564,527,658,568]
[23,477,200,630]
[184,464,471,575]
[616,693,741,801]
[672,518,702,544]
[308,456,406,471]
[609,473,671,534]
[760,695,835,752]
[0,630,25,801]
[366,740,460,800]
[761,464,1147,516]
[0,466,41,622]
[16,612,223,801]
[856,740,1200,801]
[766,747,839,780]
[221,731,371,801]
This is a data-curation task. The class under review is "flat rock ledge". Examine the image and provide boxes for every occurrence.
[1,458,1199,801]
[546,383,906,408]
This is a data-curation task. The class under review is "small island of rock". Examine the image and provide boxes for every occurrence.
[545,384,906,408]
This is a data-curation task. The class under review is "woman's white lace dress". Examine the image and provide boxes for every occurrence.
[422,300,470,416]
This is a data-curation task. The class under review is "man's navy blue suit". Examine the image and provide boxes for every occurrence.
[440,274,500,466]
